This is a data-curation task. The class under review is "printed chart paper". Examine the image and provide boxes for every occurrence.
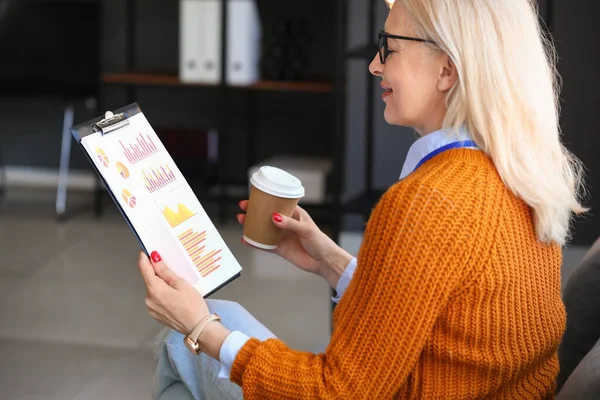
[80,113,242,295]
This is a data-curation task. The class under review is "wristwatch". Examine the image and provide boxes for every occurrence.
[184,313,221,354]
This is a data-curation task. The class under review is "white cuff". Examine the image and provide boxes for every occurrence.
[217,331,251,379]
[332,257,357,304]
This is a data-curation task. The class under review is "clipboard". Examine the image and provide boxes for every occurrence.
[70,103,242,298]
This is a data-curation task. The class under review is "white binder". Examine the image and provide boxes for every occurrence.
[226,0,261,85]
[179,0,261,85]
[180,0,222,83]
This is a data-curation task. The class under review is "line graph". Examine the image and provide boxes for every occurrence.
[178,228,222,277]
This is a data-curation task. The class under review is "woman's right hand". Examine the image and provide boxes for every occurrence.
[237,200,353,288]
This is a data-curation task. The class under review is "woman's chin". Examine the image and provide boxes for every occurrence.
[383,107,400,125]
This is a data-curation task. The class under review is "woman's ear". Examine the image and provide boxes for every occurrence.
[437,55,458,92]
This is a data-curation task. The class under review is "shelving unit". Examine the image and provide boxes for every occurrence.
[92,0,392,251]
[96,0,348,228]
[102,72,334,93]
[94,0,388,240]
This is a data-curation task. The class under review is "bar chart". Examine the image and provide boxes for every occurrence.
[178,228,222,278]
[120,132,158,164]
[143,165,176,192]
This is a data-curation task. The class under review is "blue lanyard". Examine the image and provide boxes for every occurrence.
[414,140,478,170]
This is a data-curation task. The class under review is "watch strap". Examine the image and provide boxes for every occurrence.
[185,313,221,353]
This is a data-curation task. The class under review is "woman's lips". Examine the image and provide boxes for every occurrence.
[381,82,393,99]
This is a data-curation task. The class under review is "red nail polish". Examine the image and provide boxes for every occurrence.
[150,251,162,263]
[273,213,283,223]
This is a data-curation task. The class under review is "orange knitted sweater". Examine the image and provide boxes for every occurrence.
[230,149,566,399]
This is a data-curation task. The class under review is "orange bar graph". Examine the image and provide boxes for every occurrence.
[189,246,206,261]
[203,264,221,277]
[196,249,220,268]
[198,250,222,276]
[182,232,206,248]
[178,229,221,277]
[178,230,195,242]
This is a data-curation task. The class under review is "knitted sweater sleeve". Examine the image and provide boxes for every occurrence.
[230,181,486,398]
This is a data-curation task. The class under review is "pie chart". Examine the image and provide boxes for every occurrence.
[116,162,130,179]
[122,189,137,208]
[96,148,109,168]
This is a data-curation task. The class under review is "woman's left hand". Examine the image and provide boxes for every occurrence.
[137,250,208,335]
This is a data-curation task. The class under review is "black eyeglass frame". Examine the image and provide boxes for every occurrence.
[378,30,437,64]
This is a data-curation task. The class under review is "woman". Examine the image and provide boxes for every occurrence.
[138,0,586,398]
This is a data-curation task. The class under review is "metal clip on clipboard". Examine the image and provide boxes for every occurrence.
[92,111,130,135]
[70,102,142,141]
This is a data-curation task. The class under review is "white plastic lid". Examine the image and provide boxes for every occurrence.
[250,166,305,199]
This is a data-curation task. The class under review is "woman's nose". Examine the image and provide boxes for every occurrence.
[369,53,383,76]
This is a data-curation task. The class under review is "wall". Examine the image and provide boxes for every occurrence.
[343,0,416,230]
[553,0,600,245]
[345,0,417,195]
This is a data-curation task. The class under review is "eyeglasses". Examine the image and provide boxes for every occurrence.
[378,30,437,64]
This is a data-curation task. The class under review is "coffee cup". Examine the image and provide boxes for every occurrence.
[243,166,305,249]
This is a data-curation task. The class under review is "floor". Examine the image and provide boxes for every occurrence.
[0,188,590,400]
[0,189,333,400]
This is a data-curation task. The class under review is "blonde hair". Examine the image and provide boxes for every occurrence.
[397,0,587,245]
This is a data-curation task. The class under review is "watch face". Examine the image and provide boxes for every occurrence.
[184,336,200,354]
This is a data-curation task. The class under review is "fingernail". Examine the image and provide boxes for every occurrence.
[150,251,162,263]
[273,213,283,223]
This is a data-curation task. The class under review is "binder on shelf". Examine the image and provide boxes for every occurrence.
[70,103,242,297]
[179,0,261,85]
[180,0,222,83]
[227,0,261,85]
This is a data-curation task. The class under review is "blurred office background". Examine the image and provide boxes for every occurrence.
[0,0,598,398]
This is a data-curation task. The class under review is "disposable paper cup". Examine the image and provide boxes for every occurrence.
[243,166,305,250]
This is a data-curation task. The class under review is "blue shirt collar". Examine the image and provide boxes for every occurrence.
[399,126,477,180]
